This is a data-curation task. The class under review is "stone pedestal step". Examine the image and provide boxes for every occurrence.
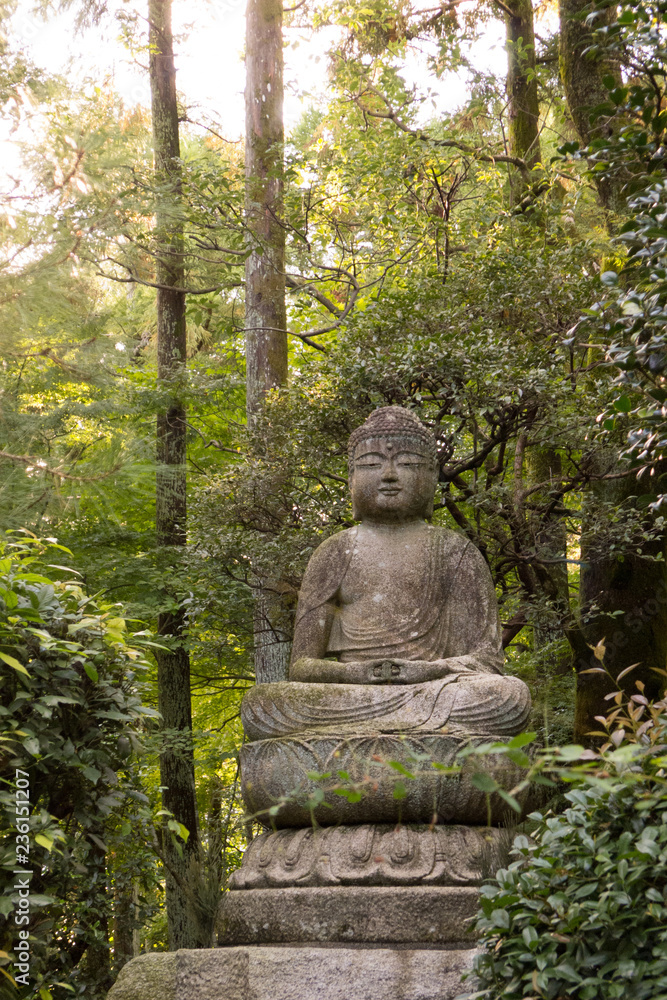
[107,945,478,1000]
[218,885,479,945]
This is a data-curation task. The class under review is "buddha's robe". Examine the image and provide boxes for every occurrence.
[242,525,531,741]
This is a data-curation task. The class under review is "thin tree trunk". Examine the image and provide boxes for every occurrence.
[503,0,541,184]
[245,0,291,682]
[526,446,571,666]
[245,0,288,420]
[148,0,200,950]
[207,775,223,888]
[113,879,139,972]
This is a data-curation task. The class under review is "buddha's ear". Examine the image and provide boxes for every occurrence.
[349,471,361,520]
[423,464,438,520]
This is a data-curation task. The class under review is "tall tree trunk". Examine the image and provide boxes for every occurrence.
[113,879,139,973]
[503,0,541,189]
[558,0,623,210]
[526,446,571,662]
[149,0,200,950]
[575,465,667,742]
[245,0,291,682]
[245,0,288,419]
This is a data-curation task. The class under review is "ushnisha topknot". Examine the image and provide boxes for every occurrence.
[348,406,437,465]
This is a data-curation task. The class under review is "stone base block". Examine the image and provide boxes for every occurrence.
[229,824,512,889]
[107,945,479,1000]
[218,885,479,945]
[241,732,530,826]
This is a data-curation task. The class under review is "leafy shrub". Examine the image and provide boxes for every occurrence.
[466,727,667,999]
[0,532,161,998]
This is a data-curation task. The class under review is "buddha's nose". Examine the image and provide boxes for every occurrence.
[381,460,399,481]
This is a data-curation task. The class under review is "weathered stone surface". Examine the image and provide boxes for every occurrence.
[217,885,479,945]
[107,953,178,1000]
[229,823,512,889]
[241,732,531,826]
[108,945,478,1000]
[107,950,251,1000]
[242,671,531,741]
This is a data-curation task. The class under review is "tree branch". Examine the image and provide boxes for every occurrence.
[355,86,531,178]
[0,450,120,482]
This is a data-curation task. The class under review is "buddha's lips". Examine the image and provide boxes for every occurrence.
[378,487,401,495]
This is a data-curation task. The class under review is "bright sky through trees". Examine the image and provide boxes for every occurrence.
[0,0,511,185]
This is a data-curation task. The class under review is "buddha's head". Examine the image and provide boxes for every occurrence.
[348,407,439,522]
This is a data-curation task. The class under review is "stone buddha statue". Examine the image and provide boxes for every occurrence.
[242,406,530,742]
[116,409,537,1000]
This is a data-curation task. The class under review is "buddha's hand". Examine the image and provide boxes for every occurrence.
[364,659,475,684]
[292,659,426,685]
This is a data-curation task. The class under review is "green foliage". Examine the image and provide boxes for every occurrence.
[585,0,667,194]
[466,669,667,1000]
[564,0,667,495]
[0,533,161,998]
[591,181,667,484]
[466,737,667,1000]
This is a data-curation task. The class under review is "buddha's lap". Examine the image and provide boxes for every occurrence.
[240,673,531,741]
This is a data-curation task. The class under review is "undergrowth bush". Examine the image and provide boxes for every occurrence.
[465,657,667,1000]
[0,532,160,999]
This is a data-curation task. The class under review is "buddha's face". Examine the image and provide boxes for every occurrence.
[350,435,437,522]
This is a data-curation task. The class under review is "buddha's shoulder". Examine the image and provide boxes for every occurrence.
[310,527,358,560]
[427,526,491,580]
[298,529,357,611]
[307,527,357,564]
[426,524,471,554]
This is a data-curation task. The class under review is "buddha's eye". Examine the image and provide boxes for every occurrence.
[356,455,383,468]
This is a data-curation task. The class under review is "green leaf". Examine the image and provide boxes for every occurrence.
[556,744,587,761]
[0,588,18,609]
[507,732,536,749]
[28,894,56,907]
[491,908,510,929]
[84,663,99,683]
[522,925,538,946]
[393,781,407,800]
[167,820,190,843]
[40,695,82,707]
[46,564,81,576]
[0,651,29,676]
[497,788,521,813]
[471,772,498,793]
[333,788,363,803]
[388,760,415,778]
